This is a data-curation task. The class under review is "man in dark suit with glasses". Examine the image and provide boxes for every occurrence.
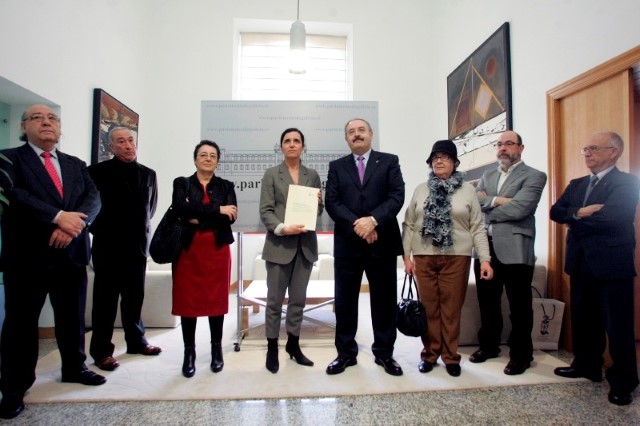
[0,105,104,420]
[550,130,639,406]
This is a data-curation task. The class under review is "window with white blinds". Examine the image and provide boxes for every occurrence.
[238,33,348,100]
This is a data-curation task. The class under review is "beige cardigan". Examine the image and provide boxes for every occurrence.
[402,181,490,261]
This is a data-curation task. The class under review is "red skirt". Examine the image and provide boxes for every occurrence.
[172,230,231,317]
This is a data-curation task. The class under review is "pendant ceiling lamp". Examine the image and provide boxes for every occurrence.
[289,0,307,74]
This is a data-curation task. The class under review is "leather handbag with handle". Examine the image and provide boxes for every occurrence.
[396,273,427,337]
[149,177,189,264]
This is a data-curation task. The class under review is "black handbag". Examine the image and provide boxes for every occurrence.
[149,205,184,264]
[396,273,427,337]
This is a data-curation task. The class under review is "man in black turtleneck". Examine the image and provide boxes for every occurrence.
[88,126,161,372]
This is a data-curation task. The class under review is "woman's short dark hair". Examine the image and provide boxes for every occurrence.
[193,140,220,160]
[280,128,305,146]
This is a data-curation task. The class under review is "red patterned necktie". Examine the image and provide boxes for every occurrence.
[41,151,64,197]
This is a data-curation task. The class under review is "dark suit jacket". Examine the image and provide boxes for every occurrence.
[0,143,101,270]
[172,173,237,249]
[550,167,639,280]
[259,162,323,265]
[88,158,158,257]
[325,150,404,258]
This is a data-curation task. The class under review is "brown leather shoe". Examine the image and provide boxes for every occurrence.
[127,344,162,356]
[95,356,120,371]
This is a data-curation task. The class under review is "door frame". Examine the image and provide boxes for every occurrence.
[547,45,640,347]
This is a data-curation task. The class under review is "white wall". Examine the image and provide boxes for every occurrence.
[419,0,640,265]
[1,0,640,270]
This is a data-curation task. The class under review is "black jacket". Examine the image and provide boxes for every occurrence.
[172,173,237,249]
[89,157,158,257]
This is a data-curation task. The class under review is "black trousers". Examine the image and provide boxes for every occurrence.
[473,241,534,362]
[570,256,639,394]
[333,255,398,359]
[0,261,87,397]
[89,252,148,359]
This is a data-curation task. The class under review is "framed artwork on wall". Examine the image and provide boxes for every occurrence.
[447,22,512,181]
[91,88,139,164]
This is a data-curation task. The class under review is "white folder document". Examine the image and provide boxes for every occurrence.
[284,185,318,231]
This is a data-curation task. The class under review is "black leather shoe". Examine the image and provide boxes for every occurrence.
[445,363,461,377]
[375,357,403,376]
[0,395,25,420]
[504,360,530,375]
[62,369,107,386]
[326,357,357,375]
[469,349,500,363]
[418,359,435,373]
[553,366,602,382]
[608,391,633,406]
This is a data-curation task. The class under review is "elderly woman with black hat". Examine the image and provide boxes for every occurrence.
[402,139,493,377]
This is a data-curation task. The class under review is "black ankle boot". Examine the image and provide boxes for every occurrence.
[266,338,279,373]
[211,342,224,373]
[285,332,314,366]
[182,346,196,378]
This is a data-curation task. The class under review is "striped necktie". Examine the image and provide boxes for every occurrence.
[583,175,598,206]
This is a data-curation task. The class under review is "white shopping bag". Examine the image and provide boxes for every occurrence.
[531,298,565,350]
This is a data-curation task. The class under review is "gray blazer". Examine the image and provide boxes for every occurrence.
[476,162,547,266]
[259,162,323,265]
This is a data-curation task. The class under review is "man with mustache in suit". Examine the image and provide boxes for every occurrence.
[324,118,405,376]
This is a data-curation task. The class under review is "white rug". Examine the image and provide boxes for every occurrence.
[26,296,580,403]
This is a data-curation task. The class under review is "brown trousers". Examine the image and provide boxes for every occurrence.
[413,255,471,365]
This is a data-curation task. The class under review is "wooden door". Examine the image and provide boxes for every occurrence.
[547,45,640,350]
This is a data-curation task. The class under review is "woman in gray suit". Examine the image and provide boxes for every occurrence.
[259,128,323,373]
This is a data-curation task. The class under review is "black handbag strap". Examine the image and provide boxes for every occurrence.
[401,273,420,301]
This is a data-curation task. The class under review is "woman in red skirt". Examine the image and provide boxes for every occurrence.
[171,140,237,378]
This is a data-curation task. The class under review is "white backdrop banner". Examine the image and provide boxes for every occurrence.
[201,101,379,232]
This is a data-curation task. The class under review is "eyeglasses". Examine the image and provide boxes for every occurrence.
[23,113,60,123]
[493,141,520,148]
[197,153,218,160]
[430,154,451,163]
[580,145,615,155]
